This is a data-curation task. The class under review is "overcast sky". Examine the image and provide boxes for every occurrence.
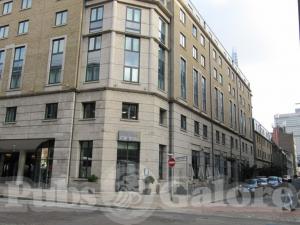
[192,0,300,131]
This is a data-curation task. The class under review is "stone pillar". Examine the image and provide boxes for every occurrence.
[16,151,26,185]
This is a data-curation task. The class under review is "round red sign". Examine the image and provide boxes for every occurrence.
[168,158,176,168]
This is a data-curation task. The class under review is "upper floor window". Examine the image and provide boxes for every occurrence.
[90,6,103,32]
[126,7,141,33]
[193,69,199,107]
[192,25,197,38]
[180,33,186,48]
[158,45,165,90]
[124,36,140,83]
[179,9,185,24]
[192,46,198,60]
[45,103,58,120]
[218,74,223,85]
[213,68,217,79]
[158,18,166,44]
[216,130,220,144]
[181,114,187,131]
[0,25,9,39]
[5,106,17,123]
[21,0,31,10]
[0,50,5,79]
[159,108,167,126]
[86,35,101,82]
[201,76,207,112]
[180,57,186,99]
[200,55,205,68]
[49,38,65,84]
[3,1,12,15]
[10,46,25,89]
[18,20,29,35]
[218,56,222,67]
[194,121,200,136]
[55,10,68,26]
[200,34,205,47]
[79,141,93,178]
[203,124,208,138]
[83,102,96,119]
[212,49,216,59]
[122,102,138,120]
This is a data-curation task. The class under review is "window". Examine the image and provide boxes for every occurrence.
[200,55,205,68]
[158,18,166,44]
[179,9,185,23]
[45,103,58,120]
[49,38,64,84]
[213,68,217,79]
[159,108,167,126]
[55,11,68,26]
[220,92,224,122]
[79,141,93,178]
[216,131,220,144]
[235,139,238,149]
[10,46,25,89]
[86,35,101,81]
[0,50,5,79]
[21,0,32,9]
[180,58,186,99]
[200,34,205,47]
[90,6,103,32]
[83,102,96,119]
[230,137,234,149]
[181,115,187,131]
[204,153,210,178]
[193,69,198,107]
[203,124,208,138]
[232,88,235,97]
[0,25,9,39]
[218,56,222,67]
[126,7,141,33]
[214,155,221,175]
[218,74,223,85]
[192,46,198,60]
[227,67,230,76]
[3,1,12,15]
[194,121,200,135]
[234,104,237,129]
[212,49,216,59]
[192,151,200,179]
[222,133,226,145]
[159,145,166,180]
[180,33,186,48]
[215,88,219,119]
[5,107,17,123]
[122,103,138,120]
[18,20,29,35]
[192,25,197,38]
[230,100,233,128]
[158,45,165,90]
[201,76,207,112]
[124,36,140,83]
[228,84,231,93]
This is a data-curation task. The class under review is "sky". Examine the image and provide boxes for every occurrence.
[192,0,300,131]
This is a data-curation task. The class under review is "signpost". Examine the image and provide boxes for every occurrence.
[168,157,176,168]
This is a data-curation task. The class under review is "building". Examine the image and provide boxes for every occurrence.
[253,119,272,169]
[272,127,297,176]
[274,106,300,174]
[0,0,253,192]
[271,142,288,176]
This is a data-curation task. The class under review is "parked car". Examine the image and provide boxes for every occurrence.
[267,176,281,187]
[257,177,268,187]
[238,179,258,195]
[283,175,292,182]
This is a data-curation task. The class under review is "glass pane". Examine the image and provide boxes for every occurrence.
[124,67,131,81]
[125,51,139,67]
[134,9,141,22]
[125,37,132,50]
[132,38,139,51]
[127,8,133,21]
[131,68,138,82]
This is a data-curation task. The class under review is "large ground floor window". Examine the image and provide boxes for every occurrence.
[116,141,140,192]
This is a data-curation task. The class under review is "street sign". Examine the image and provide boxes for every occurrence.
[168,157,176,168]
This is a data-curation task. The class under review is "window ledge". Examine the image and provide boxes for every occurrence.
[17,32,28,37]
[0,37,8,41]
[1,12,12,17]
[53,24,67,28]
[6,88,21,92]
[121,81,140,86]
[73,178,88,182]
[45,83,62,87]
[20,7,32,12]
[3,122,16,125]
[79,118,96,121]
[42,119,58,122]
[194,133,200,137]
[180,129,187,133]
[84,80,100,84]
[159,124,168,128]
[120,118,139,123]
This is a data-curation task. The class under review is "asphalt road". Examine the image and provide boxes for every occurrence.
[0,199,298,225]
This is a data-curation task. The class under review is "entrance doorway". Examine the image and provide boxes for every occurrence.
[116,141,140,192]
[0,152,19,180]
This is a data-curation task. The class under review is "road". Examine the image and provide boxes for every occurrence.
[0,199,298,225]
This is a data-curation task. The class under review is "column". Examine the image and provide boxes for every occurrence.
[16,151,26,185]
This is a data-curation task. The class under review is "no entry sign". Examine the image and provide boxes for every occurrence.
[168,157,176,168]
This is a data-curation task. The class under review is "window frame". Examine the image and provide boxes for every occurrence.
[55,10,68,27]
[45,103,58,120]
[3,1,12,15]
[122,102,139,120]
[79,141,93,179]
[5,106,17,123]
[18,20,29,35]
[123,36,140,83]
[82,102,96,119]
[180,114,187,131]
[86,35,101,82]
[89,6,104,32]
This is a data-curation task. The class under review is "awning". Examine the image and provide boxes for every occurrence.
[0,139,50,152]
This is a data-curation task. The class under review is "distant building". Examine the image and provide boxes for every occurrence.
[253,119,272,168]
[274,106,300,173]
[272,127,297,176]
[271,142,288,176]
